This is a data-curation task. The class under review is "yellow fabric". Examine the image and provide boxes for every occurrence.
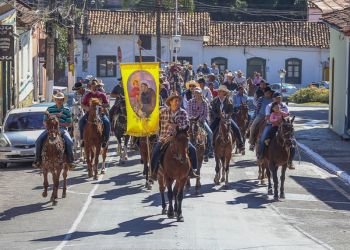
[120,62,160,136]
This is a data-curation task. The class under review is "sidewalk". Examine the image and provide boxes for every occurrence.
[291,104,350,185]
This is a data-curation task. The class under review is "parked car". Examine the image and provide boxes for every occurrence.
[308,81,329,89]
[270,83,298,101]
[0,106,48,167]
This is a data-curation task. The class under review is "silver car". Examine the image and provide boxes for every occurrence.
[0,106,47,167]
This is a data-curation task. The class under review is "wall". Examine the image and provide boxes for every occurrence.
[203,46,329,86]
[329,28,350,135]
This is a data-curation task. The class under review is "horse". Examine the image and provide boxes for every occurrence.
[160,126,191,222]
[247,78,257,97]
[83,98,108,179]
[213,114,234,187]
[233,102,249,154]
[254,119,268,184]
[71,98,84,161]
[109,98,129,164]
[263,117,295,200]
[187,117,206,193]
[139,135,157,189]
[41,113,69,205]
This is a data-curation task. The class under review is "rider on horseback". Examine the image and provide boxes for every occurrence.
[33,92,75,169]
[210,85,245,154]
[187,87,213,162]
[79,79,111,148]
[233,85,248,111]
[151,93,199,180]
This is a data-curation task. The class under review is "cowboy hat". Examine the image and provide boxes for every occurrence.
[96,80,104,86]
[52,92,65,100]
[237,70,243,75]
[166,93,182,106]
[185,80,200,89]
[218,85,230,93]
[226,72,234,78]
[72,82,83,91]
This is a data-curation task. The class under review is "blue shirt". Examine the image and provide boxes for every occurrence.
[233,93,248,108]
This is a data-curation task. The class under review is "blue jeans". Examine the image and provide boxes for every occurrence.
[203,121,213,155]
[35,128,74,163]
[210,118,244,148]
[79,112,111,142]
[151,141,198,173]
[258,124,272,158]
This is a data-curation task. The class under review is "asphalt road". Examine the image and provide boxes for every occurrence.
[1,107,350,250]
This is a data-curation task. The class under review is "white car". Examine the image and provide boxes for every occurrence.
[0,106,47,167]
[270,83,298,101]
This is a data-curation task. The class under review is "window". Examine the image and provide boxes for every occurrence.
[134,56,155,62]
[247,57,266,79]
[96,56,116,77]
[285,58,302,84]
[211,57,227,73]
[173,57,193,65]
[139,35,152,50]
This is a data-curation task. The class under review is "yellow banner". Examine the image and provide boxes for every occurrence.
[120,63,160,136]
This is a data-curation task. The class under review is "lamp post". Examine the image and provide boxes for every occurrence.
[279,68,287,103]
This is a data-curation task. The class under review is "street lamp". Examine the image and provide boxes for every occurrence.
[278,68,286,92]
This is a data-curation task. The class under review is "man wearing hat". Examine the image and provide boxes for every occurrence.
[207,73,219,89]
[72,82,87,105]
[187,87,213,161]
[249,87,274,151]
[234,70,247,89]
[80,79,111,148]
[210,85,245,154]
[223,72,238,92]
[182,80,199,110]
[198,78,213,103]
[140,80,156,118]
[150,93,199,180]
[33,92,75,169]
[96,79,106,93]
[254,80,268,105]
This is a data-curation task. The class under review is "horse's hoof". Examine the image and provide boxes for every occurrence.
[260,180,266,185]
[268,189,273,195]
[52,200,58,206]
[142,170,146,176]
[280,193,285,199]
[274,196,280,202]
[162,208,167,215]
[167,210,174,218]
[177,215,184,222]
[220,177,225,183]
[42,192,47,198]
[62,193,66,199]
[93,176,98,181]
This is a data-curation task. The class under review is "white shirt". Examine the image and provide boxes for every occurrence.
[265,102,289,116]
[202,86,213,103]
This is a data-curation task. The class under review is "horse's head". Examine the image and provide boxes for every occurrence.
[174,126,190,163]
[239,101,249,117]
[278,116,295,148]
[88,98,102,121]
[189,116,206,146]
[218,113,231,142]
[45,112,60,143]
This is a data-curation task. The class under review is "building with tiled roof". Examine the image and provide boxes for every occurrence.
[322,7,350,35]
[75,10,330,92]
[309,0,349,13]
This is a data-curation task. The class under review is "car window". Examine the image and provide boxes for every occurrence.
[4,112,45,131]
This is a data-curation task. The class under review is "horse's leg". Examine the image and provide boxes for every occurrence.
[185,177,191,192]
[271,164,279,201]
[225,154,230,187]
[173,183,179,217]
[124,136,129,160]
[280,165,288,199]
[158,174,167,214]
[42,168,49,198]
[266,166,273,195]
[51,171,58,205]
[85,146,92,177]
[220,157,226,183]
[177,182,185,222]
[101,146,107,174]
[214,156,220,185]
[94,146,101,180]
[62,166,68,198]
[166,178,174,218]
[195,160,201,193]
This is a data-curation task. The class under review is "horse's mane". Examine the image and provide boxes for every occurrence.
[90,98,101,106]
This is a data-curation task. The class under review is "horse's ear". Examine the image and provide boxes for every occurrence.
[291,116,295,124]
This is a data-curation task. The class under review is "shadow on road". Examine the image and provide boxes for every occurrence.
[0,201,53,221]
[32,215,176,242]
[233,159,257,169]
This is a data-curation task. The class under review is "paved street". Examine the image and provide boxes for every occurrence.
[1,105,350,250]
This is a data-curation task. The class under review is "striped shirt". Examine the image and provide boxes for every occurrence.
[187,98,209,122]
[44,105,72,128]
[159,107,189,142]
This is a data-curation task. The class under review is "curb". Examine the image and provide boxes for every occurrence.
[297,142,350,186]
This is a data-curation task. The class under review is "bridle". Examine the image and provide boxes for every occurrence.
[218,117,231,145]
[189,120,206,148]
[171,129,190,164]
[277,121,294,148]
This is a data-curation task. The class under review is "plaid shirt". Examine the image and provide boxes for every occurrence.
[186,98,209,122]
[159,107,189,142]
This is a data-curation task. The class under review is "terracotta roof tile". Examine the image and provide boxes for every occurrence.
[206,21,330,48]
[309,0,350,13]
[322,7,350,34]
[84,10,210,36]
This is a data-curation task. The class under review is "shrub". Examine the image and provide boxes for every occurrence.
[289,87,329,104]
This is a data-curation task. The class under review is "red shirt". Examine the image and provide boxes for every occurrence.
[210,88,218,97]
[82,91,109,106]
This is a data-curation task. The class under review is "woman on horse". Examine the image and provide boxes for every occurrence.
[79,79,111,148]
[33,92,75,169]
[150,93,199,180]
[210,85,245,154]
[187,87,213,162]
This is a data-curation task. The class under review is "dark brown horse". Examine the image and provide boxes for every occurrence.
[247,78,257,97]
[139,135,157,189]
[233,102,249,154]
[160,126,191,222]
[83,98,108,180]
[41,113,69,205]
[263,117,295,200]
[187,117,206,193]
[213,114,234,187]
[255,119,267,184]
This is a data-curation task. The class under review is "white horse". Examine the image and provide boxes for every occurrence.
[71,98,84,162]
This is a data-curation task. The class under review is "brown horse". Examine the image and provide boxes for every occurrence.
[83,98,108,180]
[139,135,157,189]
[233,102,249,154]
[161,126,191,222]
[213,114,234,187]
[187,117,206,193]
[247,78,257,97]
[255,119,268,184]
[41,113,69,205]
[263,117,295,200]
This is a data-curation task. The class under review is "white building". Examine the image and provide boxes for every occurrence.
[75,10,330,92]
[322,7,350,137]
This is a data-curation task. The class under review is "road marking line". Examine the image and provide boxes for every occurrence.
[54,175,103,250]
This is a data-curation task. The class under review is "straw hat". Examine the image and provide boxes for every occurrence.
[166,93,182,106]
[96,80,104,86]
[52,92,65,100]
[217,85,230,93]
[185,80,200,89]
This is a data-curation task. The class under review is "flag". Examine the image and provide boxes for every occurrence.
[120,62,160,136]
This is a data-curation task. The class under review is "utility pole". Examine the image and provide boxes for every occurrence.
[45,0,55,101]
[67,4,75,91]
[174,0,178,62]
[155,0,162,63]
